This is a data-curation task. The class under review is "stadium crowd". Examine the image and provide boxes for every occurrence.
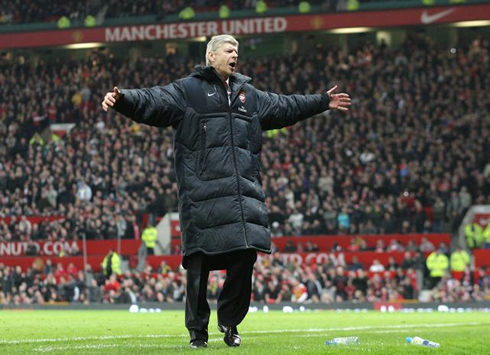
[1,243,489,305]
[1,33,490,242]
[0,0,339,25]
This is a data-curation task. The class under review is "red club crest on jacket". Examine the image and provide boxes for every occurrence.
[239,91,246,103]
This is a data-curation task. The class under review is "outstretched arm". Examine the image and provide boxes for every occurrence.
[257,85,350,131]
[101,83,186,128]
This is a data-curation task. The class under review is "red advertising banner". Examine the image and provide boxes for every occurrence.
[474,249,490,268]
[0,216,64,224]
[0,240,79,257]
[1,4,489,49]
[170,233,451,251]
[0,234,448,257]
[0,240,141,256]
[256,251,406,266]
[84,240,141,255]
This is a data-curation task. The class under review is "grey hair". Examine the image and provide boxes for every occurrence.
[205,34,239,66]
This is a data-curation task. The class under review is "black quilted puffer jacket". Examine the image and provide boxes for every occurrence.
[114,65,329,257]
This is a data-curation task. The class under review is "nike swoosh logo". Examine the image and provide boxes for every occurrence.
[421,8,455,25]
[207,92,217,97]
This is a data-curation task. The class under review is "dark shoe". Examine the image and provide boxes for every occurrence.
[190,339,208,348]
[218,324,241,347]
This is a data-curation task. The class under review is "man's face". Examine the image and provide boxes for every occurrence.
[209,43,238,80]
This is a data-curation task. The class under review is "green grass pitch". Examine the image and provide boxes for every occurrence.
[1,309,489,354]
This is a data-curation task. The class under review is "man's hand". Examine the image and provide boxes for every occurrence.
[102,86,121,112]
[327,85,351,111]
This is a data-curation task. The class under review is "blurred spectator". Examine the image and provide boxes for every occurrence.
[346,237,361,251]
[465,222,484,249]
[304,241,319,252]
[400,252,414,270]
[304,272,322,303]
[450,246,470,272]
[18,216,32,237]
[369,259,385,273]
[270,221,283,237]
[332,266,347,301]
[283,240,297,253]
[386,256,398,271]
[374,240,385,253]
[438,242,450,255]
[426,248,449,289]
[288,208,304,235]
[405,240,418,252]
[337,207,350,234]
[419,237,435,253]
[87,278,102,303]
[290,278,308,303]
[252,278,266,303]
[348,255,364,271]
[158,260,172,274]
[386,239,404,252]
[102,249,122,278]
[141,224,158,255]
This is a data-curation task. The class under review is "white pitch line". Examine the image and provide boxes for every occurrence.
[1,322,483,346]
[34,343,172,353]
[1,335,151,345]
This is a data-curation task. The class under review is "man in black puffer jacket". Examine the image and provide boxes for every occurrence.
[102,34,350,348]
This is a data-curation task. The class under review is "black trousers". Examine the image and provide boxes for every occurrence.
[184,249,257,342]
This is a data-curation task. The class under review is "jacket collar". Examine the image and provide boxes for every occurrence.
[191,65,251,91]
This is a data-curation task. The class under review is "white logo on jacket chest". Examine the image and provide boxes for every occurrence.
[238,106,247,113]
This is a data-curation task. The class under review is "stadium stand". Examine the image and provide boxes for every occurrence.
[0,0,335,26]
[0,1,484,27]
[1,13,490,305]
[1,33,489,241]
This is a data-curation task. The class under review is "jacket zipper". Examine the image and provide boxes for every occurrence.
[226,82,249,248]
[199,123,207,176]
